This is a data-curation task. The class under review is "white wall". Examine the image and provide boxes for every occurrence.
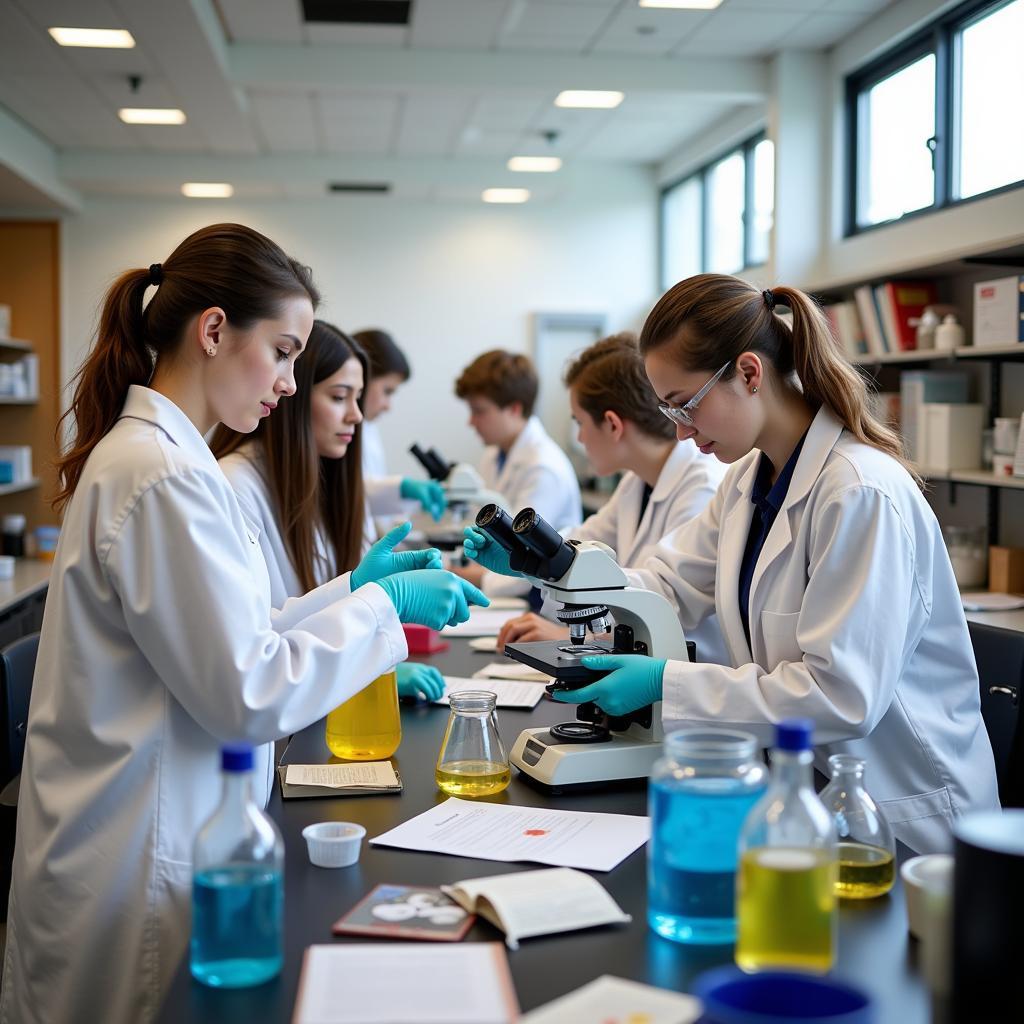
[61,166,657,476]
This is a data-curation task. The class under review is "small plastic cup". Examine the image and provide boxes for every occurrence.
[0,555,14,580]
[301,821,366,868]
[900,853,953,940]
[693,967,873,1024]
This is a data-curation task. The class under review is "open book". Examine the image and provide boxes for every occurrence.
[441,867,630,950]
[278,761,402,799]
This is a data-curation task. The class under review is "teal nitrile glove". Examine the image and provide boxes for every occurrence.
[462,526,523,578]
[552,655,667,717]
[352,522,443,590]
[400,477,447,522]
[377,568,489,631]
[396,662,445,702]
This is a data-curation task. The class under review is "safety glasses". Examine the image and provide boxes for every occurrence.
[657,361,731,427]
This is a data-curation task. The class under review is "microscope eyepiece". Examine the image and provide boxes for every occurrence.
[475,504,518,552]
[408,444,448,481]
[512,507,576,579]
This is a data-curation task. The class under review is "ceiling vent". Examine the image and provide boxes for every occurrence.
[301,1,412,25]
[328,182,391,194]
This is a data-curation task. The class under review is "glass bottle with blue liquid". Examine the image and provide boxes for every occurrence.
[648,728,767,944]
[191,745,284,988]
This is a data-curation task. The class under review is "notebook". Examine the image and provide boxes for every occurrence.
[278,761,402,799]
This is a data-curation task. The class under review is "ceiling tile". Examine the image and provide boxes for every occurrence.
[317,93,400,154]
[251,92,319,153]
[395,94,475,156]
[305,23,407,46]
[410,0,510,49]
[497,0,612,52]
[589,5,707,56]
[0,3,68,75]
[217,0,304,44]
[783,9,868,48]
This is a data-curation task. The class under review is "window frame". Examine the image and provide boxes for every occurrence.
[845,0,1024,237]
[658,131,772,291]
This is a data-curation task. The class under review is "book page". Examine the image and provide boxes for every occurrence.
[443,867,630,949]
[474,661,553,683]
[441,607,514,636]
[434,676,543,709]
[293,943,518,1024]
[519,976,701,1024]
[285,762,399,789]
[370,797,649,872]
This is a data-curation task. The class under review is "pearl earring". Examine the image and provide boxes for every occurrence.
[207,348,215,356]
[751,385,758,394]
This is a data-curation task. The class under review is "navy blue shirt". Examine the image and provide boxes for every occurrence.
[738,434,808,649]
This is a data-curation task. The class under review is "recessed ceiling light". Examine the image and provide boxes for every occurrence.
[119,108,187,125]
[181,183,234,199]
[482,188,530,204]
[554,90,624,109]
[507,156,562,173]
[638,0,723,9]
[48,27,136,48]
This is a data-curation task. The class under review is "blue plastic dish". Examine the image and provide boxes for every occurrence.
[694,967,873,1024]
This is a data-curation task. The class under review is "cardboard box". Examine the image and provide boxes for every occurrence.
[920,403,984,471]
[989,546,1024,596]
[972,275,1024,348]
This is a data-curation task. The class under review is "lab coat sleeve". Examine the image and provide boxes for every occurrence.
[364,476,406,517]
[661,484,921,746]
[103,468,407,745]
[623,478,725,632]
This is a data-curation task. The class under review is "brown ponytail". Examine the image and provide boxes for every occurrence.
[54,223,319,511]
[640,273,921,487]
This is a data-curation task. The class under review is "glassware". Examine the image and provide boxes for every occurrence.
[736,719,837,974]
[325,670,401,760]
[435,690,510,797]
[942,524,987,589]
[819,754,896,899]
[648,728,767,945]
[191,745,284,988]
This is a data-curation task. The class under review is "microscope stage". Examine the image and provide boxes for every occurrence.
[504,638,614,685]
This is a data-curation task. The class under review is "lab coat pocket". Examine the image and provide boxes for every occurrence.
[760,610,802,668]
[878,786,953,825]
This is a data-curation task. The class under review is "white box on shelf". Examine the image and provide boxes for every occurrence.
[972,275,1024,348]
[1014,413,1024,478]
[922,404,984,471]
[0,445,32,482]
[0,304,9,337]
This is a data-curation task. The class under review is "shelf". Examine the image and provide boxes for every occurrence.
[853,344,1024,366]
[954,343,1024,359]
[924,469,1024,491]
[0,396,38,405]
[0,478,39,497]
[0,338,33,353]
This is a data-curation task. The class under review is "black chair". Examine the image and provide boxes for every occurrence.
[0,631,38,920]
[969,621,1024,808]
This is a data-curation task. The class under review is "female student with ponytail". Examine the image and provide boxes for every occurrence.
[466,273,998,854]
[1,224,485,1024]
[212,320,444,701]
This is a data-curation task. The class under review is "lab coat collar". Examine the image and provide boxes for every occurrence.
[650,442,695,505]
[117,385,220,471]
[504,416,544,467]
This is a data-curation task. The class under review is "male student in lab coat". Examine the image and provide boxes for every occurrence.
[496,332,728,665]
[453,348,581,596]
[1,224,486,1024]
[465,274,1000,855]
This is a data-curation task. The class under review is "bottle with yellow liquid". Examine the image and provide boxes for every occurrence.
[819,754,896,899]
[436,690,510,798]
[736,719,837,973]
[325,670,401,760]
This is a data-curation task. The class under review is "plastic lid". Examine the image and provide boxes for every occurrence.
[775,718,813,752]
[221,745,254,772]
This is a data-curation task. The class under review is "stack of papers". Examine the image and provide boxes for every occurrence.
[370,797,650,872]
[442,607,514,637]
[279,762,402,799]
[435,676,543,710]
[474,660,553,684]
[520,976,701,1024]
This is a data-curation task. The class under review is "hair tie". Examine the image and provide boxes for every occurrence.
[148,263,163,286]
[762,288,776,312]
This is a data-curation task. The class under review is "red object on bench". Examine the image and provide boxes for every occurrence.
[402,624,450,654]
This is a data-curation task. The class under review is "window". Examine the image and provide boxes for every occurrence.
[659,133,774,290]
[847,0,1024,234]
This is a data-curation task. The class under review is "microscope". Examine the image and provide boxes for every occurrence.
[409,444,506,550]
[473,504,692,790]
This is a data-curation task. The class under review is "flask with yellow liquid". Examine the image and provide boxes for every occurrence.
[435,690,510,798]
[736,719,837,974]
[819,754,896,899]
[325,670,401,761]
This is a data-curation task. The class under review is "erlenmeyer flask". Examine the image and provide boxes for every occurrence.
[435,690,510,797]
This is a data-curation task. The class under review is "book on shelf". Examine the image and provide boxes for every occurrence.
[973,275,1024,347]
[881,281,939,351]
[854,285,888,355]
[824,301,867,359]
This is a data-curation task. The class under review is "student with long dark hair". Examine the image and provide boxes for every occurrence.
[2,224,484,1024]
[213,321,444,700]
[466,273,997,854]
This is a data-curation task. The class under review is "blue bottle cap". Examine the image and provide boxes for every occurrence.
[221,745,254,772]
[775,718,814,752]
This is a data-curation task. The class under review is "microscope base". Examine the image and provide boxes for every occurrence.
[509,725,661,789]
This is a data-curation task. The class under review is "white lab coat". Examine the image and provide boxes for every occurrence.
[629,405,999,854]
[478,416,582,596]
[547,442,730,665]
[1,386,407,1024]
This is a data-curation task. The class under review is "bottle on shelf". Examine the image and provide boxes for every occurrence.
[934,313,965,352]
[191,745,284,988]
[819,754,896,899]
[325,670,401,760]
[736,719,837,973]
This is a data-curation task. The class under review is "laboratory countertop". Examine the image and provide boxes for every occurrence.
[0,558,51,615]
[964,606,1024,636]
[158,640,930,1024]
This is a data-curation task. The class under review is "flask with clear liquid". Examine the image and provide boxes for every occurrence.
[736,719,837,973]
[191,745,284,988]
[325,669,401,760]
[436,690,510,797]
[819,754,896,899]
[648,728,767,944]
